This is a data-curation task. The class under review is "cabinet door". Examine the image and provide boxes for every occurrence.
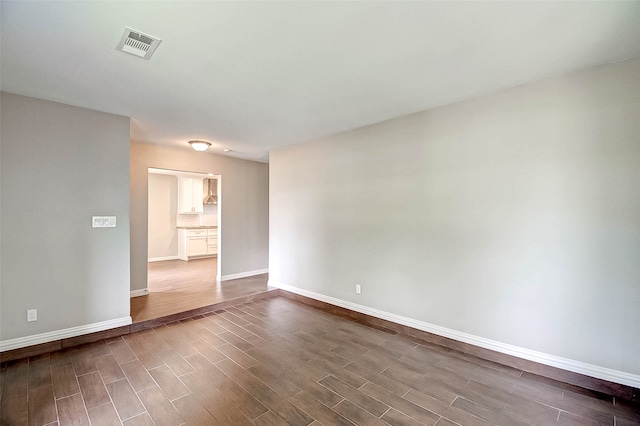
[192,178,204,213]
[178,177,204,214]
[187,237,207,256]
[178,177,195,213]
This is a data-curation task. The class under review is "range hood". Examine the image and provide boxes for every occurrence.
[203,178,218,205]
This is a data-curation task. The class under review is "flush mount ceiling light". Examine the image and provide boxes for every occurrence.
[188,140,211,152]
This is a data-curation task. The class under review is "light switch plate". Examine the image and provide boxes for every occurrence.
[92,216,117,228]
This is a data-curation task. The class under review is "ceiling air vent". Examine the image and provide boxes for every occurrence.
[116,28,161,60]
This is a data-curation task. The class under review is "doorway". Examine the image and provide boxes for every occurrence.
[139,167,222,321]
[130,166,272,325]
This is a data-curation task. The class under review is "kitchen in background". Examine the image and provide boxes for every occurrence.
[147,168,220,289]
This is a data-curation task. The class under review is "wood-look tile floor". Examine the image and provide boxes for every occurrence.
[131,258,270,323]
[2,297,639,425]
[148,258,219,293]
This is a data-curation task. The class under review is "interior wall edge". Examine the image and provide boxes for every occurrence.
[269,280,640,390]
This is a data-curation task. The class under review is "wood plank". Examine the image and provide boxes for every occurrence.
[56,393,90,426]
[171,394,220,426]
[247,363,301,399]
[380,408,425,426]
[343,361,411,397]
[136,386,184,426]
[119,360,156,392]
[51,364,80,399]
[288,392,354,426]
[180,364,267,420]
[359,382,440,426]
[147,365,190,401]
[319,374,389,417]
[105,379,146,420]
[333,399,389,426]
[107,339,137,364]
[71,348,97,376]
[178,372,254,425]
[403,388,493,426]
[28,358,52,389]
[1,359,28,426]
[252,411,289,426]
[122,334,164,370]
[156,350,195,376]
[28,384,56,426]
[93,354,125,384]
[77,371,110,409]
[122,413,155,426]
[247,382,314,426]
[87,403,121,426]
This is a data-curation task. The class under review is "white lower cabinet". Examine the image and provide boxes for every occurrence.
[178,228,218,260]
[207,228,218,255]
[187,237,207,256]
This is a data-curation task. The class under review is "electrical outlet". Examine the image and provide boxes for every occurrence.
[27,309,37,322]
[355,284,361,294]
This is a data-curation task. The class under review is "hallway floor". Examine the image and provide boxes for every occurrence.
[131,258,271,323]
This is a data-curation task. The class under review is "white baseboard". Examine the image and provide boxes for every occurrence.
[148,256,179,262]
[130,289,149,298]
[0,316,132,352]
[221,268,269,281]
[269,280,640,389]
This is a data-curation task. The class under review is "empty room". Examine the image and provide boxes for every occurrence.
[1,1,639,425]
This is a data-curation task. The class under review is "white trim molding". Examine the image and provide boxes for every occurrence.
[269,280,640,389]
[130,289,149,298]
[221,268,268,282]
[0,316,132,352]
[148,256,179,262]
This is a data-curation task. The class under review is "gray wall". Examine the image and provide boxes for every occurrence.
[1,93,131,341]
[147,173,178,259]
[130,143,269,290]
[270,58,640,375]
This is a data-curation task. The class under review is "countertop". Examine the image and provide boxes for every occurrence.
[176,226,218,229]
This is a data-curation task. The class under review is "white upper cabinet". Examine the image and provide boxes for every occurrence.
[178,177,204,214]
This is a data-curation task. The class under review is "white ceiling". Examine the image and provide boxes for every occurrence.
[2,1,639,162]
